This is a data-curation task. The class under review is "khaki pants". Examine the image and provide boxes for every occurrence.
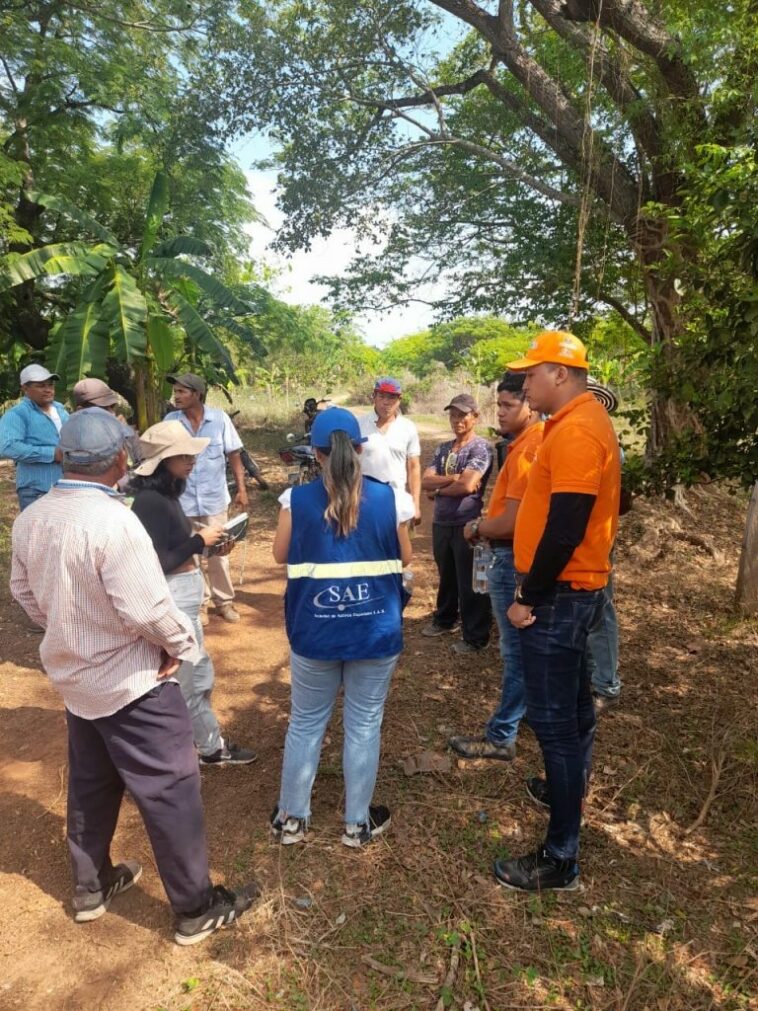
[188,510,235,607]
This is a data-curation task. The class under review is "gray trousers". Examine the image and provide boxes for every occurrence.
[166,569,223,756]
[66,682,213,915]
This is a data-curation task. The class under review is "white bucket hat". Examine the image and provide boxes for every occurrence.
[133,420,209,476]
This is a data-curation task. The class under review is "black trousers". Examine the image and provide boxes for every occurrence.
[66,681,213,916]
[432,523,491,647]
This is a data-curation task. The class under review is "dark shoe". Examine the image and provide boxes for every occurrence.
[73,861,142,922]
[342,805,391,848]
[421,622,456,638]
[200,742,257,766]
[526,777,550,810]
[452,640,486,655]
[449,735,516,762]
[592,692,620,713]
[174,883,259,946]
[270,806,307,845]
[494,848,579,892]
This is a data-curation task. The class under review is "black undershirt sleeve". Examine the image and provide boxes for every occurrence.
[519,492,596,606]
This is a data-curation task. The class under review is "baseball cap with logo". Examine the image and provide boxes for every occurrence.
[506,330,589,371]
[310,407,368,450]
[59,407,128,466]
[444,393,479,414]
[167,373,207,396]
[373,377,402,395]
[20,364,59,385]
[72,378,119,408]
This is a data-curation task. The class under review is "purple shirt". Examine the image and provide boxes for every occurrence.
[431,436,492,526]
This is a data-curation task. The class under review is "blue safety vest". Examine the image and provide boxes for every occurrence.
[285,477,404,660]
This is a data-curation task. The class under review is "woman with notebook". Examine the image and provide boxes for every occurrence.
[129,420,256,767]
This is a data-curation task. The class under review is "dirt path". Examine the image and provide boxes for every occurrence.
[0,438,755,1011]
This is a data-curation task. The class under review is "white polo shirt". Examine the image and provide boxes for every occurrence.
[358,411,421,491]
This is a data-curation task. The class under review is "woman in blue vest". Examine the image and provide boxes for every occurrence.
[271,407,413,847]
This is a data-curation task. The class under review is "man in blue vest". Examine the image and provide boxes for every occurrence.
[0,365,69,510]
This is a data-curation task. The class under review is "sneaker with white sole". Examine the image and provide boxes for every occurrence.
[342,805,391,848]
[72,861,142,922]
[200,742,257,766]
[270,807,308,845]
[174,883,258,946]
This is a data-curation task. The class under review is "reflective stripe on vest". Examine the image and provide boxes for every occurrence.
[287,559,403,580]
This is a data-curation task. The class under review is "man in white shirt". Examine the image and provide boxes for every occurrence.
[10,408,257,944]
[163,373,247,623]
[358,377,422,523]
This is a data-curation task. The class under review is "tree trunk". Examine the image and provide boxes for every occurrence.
[736,482,758,616]
[133,359,161,433]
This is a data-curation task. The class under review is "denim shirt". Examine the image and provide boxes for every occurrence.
[163,406,242,516]
[0,397,69,494]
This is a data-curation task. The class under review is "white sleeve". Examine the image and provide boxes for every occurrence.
[278,487,293,510]
[222,413,244,454]
[393,488,415,525]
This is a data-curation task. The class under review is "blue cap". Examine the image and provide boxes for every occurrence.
[310,407,367,451]
[59,407,128,465]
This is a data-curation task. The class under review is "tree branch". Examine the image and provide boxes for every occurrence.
[597,291,651,342]
[430,0,643,225]
[530,0,663,174]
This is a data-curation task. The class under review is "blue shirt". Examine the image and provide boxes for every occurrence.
[163,406,242,516]
[0,397,69,495]
[285,477,404,660]
[431,435,492,526]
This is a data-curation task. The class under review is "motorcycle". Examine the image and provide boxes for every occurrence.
[278,397,332,486]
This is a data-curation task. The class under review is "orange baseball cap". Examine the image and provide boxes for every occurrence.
[506,330,589,371]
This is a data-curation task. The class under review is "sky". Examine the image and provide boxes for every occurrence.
[239,157,440,349]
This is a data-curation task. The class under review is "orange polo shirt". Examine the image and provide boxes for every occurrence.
[487,421,545,516]
[514,393,621,590]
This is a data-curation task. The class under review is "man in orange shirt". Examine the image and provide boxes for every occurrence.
[449,372,543,760]
[495,331,621,892]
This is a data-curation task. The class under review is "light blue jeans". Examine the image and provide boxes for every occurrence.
[586,577,621,698]
[278,650,399,826]
[166,569,223,756]
[485,547,527,746]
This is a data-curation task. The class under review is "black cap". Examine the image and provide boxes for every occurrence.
[444,394,479,414]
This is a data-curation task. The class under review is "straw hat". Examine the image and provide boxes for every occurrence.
[133,420,209,476]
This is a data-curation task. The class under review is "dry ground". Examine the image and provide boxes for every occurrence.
[0,419,755,1011]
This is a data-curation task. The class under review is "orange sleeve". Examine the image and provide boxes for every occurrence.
[549,424,605,495]
[505,446,534,501]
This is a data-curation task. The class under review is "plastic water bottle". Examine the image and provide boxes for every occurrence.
[402,568,414,596]
[472,544,493,594]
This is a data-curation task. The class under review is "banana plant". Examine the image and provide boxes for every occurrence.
[0,172,266,429]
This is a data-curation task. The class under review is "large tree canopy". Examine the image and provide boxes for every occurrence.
[212,0,757,480]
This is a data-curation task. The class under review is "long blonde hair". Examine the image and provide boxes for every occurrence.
[321,430,362,536]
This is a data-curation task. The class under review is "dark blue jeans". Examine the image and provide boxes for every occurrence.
[518,586,604,861]
[485,547,526,745]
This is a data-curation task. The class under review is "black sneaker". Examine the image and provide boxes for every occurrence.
[452,640,486,655]
[449,735,516,762]
[270,806,307,845]
[342,805,391,848]
[200,742,257,766]
[526,776,550,810]
[421,622,456,638]
[493,848,579,892]
[174,883,259,946]
[72,861,142,922]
